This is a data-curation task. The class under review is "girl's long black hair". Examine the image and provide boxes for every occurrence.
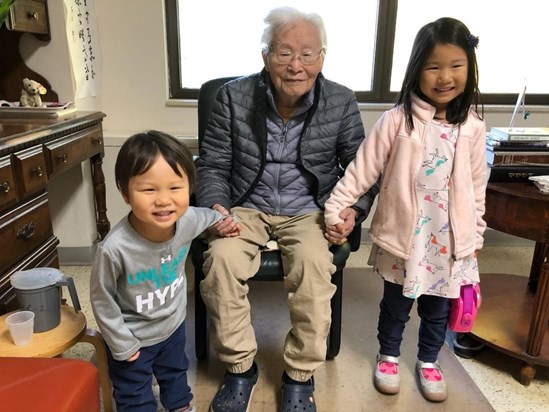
[396,17,483,131]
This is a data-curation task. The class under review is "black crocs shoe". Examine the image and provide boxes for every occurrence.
[210,363,259,412]
[280,375,316,412]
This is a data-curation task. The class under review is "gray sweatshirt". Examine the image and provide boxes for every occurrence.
[90,207,223,361]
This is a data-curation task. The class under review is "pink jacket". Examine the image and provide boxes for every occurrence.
[325,94,488,260]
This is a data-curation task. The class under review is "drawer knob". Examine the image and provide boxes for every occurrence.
[33,166,43,177]
[58,153,69,163]
[1,181,10,193]
[94,138,103,145]
[29,10,39,20]
[17,222,36,241]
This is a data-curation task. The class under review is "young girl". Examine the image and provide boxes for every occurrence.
[90,131,239,412]
[324,17,487,402]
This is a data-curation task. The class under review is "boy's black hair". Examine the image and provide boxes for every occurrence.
[115,130,196,199]
[396,17,483,131]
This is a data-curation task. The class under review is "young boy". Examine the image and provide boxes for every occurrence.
[90,130,240,412]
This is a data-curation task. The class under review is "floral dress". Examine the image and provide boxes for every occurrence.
[368,121,479,299]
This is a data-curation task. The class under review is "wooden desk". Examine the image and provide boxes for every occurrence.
[0,305,113,411]
[471,182,549,385]
[0,112,110,313]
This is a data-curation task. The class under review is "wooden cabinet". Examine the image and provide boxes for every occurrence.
[5,0,49,36]
[0,3,110,313]
[0,112,110,314]
[0,0,55,102]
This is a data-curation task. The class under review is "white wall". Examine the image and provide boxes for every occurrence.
[17,1,548,261]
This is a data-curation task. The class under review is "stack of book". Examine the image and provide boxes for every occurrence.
[528,176,549,194]
[486,127,549,182]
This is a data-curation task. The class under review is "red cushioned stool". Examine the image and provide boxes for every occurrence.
[0,357,100,411]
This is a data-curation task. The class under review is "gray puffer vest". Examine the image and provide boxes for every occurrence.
[195,70,378,222]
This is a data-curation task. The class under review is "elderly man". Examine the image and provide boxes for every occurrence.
[196,6,378,412]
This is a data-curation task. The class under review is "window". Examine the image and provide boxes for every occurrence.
[391,0,549,105]
[165,0,549,105]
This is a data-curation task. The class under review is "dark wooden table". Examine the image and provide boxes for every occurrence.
[471,182,549,385]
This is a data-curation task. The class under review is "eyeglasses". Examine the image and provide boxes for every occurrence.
[269,48,325,66]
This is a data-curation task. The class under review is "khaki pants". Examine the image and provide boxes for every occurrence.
[200,207,336,382]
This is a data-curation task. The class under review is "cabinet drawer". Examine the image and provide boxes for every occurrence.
[44,125,104,177]
[0,156,17,211]
[0,237,58,315]
[0,193,54,272]
[11,145,48,200]
[6,0,48,34]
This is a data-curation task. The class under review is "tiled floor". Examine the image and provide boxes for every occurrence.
[61,244,548,411]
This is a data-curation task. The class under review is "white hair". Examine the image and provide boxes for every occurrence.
[261,6,327,57]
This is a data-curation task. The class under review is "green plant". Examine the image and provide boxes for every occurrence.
[0,0,16,28]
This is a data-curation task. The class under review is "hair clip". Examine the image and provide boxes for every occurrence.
[468,34,479,48]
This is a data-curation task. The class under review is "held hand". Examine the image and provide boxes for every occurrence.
[209,204,243,237]
[127,351,140,362]
[324,207,357,245]
[338,207,357,236]
[220,216,243,237]
[212,204,230,216]
[325,224,347,245]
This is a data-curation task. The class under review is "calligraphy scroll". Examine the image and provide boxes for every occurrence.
[64,0,101,98]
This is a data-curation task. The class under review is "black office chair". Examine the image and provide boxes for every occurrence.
[191,76,362,360]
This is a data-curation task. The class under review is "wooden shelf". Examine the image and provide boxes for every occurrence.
[471,273,548,366]
[470,182,549,386]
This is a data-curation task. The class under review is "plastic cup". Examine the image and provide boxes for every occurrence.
[5,311,35,346]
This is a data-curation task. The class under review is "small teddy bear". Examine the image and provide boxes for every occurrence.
[19,78,47,108]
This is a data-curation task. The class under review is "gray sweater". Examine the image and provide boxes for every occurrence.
[90,207,222,361]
